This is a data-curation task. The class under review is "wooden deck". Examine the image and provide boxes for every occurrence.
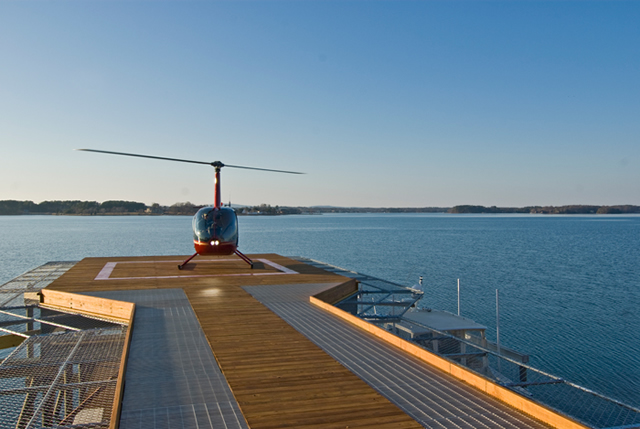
[43,254,553,429]
[46,254,422,429]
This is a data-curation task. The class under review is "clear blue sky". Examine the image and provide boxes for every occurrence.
[1,1,638,207]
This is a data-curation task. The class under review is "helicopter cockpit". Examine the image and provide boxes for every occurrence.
[193,206,239,252]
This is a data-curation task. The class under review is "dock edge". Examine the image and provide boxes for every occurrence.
[310,282,590,429]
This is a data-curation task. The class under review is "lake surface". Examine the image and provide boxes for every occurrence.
[0,213,638,406]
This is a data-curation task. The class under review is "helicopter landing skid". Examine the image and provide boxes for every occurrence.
[178,252,198,270]
[177,250,254,270]
[234,249,254,269]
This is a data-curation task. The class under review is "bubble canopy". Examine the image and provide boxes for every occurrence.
[192,206,239,250]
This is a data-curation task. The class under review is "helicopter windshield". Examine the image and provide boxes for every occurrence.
[193,207,238,245]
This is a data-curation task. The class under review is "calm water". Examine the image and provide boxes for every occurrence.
[0,214,638,406]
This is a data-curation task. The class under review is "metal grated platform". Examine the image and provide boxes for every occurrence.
[0,261,128,429]
[296,257,640,429]
[83,289,248,429]
[0,327,127,429]
[244,283,551,429]
[0,262,78,308]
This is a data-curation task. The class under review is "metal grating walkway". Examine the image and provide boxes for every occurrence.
[83,289,248,429]
[0,262,77,308]
[244,283,551,429]
[0,327,126,429]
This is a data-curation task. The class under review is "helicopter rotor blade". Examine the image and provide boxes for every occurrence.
[224,164,304,175]
[76,149,212,166]
[76,149,305,174]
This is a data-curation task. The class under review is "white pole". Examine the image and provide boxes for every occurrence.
[457,279,460,316]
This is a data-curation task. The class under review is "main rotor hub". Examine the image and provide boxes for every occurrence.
[211,161,225,169]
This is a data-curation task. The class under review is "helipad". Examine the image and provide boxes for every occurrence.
[0,254,595,429]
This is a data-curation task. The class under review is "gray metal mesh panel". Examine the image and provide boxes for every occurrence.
[245,283,551,429]
[84,289,249,429]
[0,262,77,308]
[0,327,126,429]
[1,262,126,428]
[0,306,125,337]
[294,257,640,429]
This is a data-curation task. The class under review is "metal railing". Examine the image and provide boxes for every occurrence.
[295,258,640,429]
[385,316,640,429]
[0,327,126,429]
[0,261,128,429]
[0,262,77,308]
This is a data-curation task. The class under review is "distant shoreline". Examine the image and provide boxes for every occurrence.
[2,200,639,216]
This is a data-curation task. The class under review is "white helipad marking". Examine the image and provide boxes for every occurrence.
[94,259,299,280]
[257,259,299,274]
[95,262,117,280]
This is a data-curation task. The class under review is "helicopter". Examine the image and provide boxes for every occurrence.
[77,149,304,270]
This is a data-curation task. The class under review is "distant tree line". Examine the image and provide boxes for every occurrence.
[0,200,145,215]
[2,200,639,216]
[449,205,640,214]
[0,200,202,216]
[0,201,451,216]
[240,204,304,215]
[301,207,450,214]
